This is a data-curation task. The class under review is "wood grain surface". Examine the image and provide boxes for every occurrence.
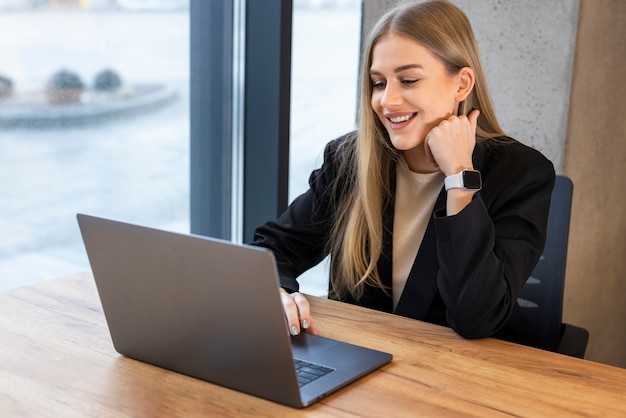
[1,272,625,417]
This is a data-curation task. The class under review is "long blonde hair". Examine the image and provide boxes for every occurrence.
[328,0,505,300]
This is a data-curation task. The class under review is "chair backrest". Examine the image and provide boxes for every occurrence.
[518,175,573,352]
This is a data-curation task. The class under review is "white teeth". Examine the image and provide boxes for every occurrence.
[389,114,413,123]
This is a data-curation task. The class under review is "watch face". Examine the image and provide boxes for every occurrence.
[462,170,482,190]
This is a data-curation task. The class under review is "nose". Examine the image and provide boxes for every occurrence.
[379,83,402,108]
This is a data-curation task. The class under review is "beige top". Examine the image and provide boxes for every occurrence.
[392,157,444,309]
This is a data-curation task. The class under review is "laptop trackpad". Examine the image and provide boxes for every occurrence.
[291,333,339,360]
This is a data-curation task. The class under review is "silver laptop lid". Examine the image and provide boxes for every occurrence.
[77,213,303,407]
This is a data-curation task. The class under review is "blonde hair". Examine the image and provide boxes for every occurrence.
[328,0,505,300]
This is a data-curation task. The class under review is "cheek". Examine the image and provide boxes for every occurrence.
[370,92,382,115]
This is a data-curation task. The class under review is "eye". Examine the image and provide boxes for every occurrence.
[401,78,419,86]
[371,79,386,90]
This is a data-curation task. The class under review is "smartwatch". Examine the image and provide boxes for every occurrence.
[444,169,482,191]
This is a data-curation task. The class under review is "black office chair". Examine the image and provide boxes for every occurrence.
[518,175,589,358]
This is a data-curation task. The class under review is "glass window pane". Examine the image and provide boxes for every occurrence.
[290,0,361,295]
[290,0,361,199]
[0,0,190,291]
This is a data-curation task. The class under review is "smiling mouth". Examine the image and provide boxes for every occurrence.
[388,113,416,124]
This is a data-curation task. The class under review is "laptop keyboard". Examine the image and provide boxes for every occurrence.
[294,359,334,387]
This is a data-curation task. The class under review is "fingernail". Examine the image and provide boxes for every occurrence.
[291,325,299,336]
[302,320,309,329]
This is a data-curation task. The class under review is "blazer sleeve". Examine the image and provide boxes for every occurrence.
[433,142,555,339]
[251,137,345,292]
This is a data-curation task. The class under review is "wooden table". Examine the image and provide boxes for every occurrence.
[1,272,625,417]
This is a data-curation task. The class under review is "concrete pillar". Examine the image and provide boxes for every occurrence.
[563,0,626,368]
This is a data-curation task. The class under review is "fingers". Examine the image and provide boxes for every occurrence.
[279,289,300,335]
[468,108,480,134]
[425,111,478,175]
[423,136,437,166]
[292,292,319,335]
[279,289,319,336]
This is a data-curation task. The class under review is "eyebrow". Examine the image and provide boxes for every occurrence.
[369,64,424,76]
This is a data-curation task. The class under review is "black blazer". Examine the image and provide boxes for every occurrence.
[252,133,555,349]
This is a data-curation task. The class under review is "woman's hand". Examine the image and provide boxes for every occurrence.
[425,109,480,215]
[424,109,480,176]
[279,288,319,336]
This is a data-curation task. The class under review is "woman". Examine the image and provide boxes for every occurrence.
[252,0,555,349]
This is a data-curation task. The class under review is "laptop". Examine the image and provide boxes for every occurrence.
[77,214,392,408]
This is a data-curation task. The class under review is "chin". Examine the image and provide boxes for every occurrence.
[387,133,423,151]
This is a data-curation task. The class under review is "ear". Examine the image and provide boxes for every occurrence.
[455,67,475,102]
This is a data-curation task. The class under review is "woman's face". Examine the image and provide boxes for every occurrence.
[370,34,461,159]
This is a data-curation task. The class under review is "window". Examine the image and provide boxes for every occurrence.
[290,0,361,295]
[0,0,361,295]
[289,0,361,200]
[0,1,190,290]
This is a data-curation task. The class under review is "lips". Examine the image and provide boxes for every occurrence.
[386,112,417,128]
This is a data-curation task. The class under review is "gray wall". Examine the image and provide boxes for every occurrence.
[455,1,578,172]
